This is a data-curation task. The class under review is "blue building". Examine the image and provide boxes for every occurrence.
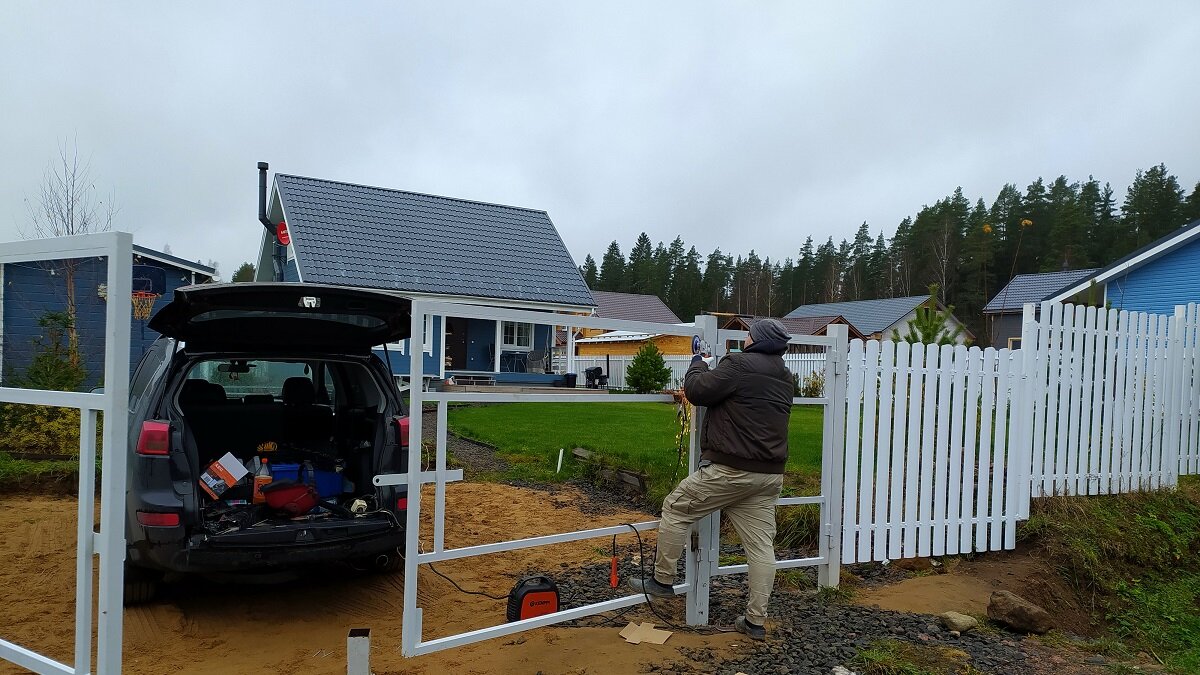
[252,171,596,386]
[0,245,217,388]
[1046,218,1200,315]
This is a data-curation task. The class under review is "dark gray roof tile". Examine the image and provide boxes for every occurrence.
[984,268,1098,313]
[276,174,594,307]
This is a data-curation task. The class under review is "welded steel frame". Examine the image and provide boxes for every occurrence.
[390,301,848,657]
[0,232,132,675]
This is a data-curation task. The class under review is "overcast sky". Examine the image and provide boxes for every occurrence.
[2,3,1198,280]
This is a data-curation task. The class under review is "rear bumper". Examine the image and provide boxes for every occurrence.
[129,522,405,574]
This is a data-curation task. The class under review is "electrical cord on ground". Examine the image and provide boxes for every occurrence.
[625,523,718,635]
[426,560,509,601]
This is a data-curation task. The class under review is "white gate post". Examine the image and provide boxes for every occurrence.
[401,302,426,657]
[685,314,719,626]
[819,324,848,587]
[97,231,132,675]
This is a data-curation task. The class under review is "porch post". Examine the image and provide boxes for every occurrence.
[494,321,502,372]
[566,325,576,378]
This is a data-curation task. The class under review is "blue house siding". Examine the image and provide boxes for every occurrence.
[372,316,443,377]
[371,318,556,381]
[1105,237,1200,315]
[2,257,197,388]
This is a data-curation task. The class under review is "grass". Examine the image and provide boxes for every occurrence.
[851,639,981,675]
[1019,476,1200,673]
[0,451,84,491]
[446,402,824,504]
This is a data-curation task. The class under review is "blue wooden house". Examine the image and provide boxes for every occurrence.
[1046,218,1200,314]
[252,171,596,386]
[0,245,216,388]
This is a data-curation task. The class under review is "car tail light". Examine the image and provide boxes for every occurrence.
[136,511,180,527]
[394,416,410,449]
[136,421,170,456]
[396,497,408,511]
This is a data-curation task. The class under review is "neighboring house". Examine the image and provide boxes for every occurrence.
[1044,218,1200,316]
[575,326,694,357]
[719,315,865,352]
[983,268,1097,349]
[784,296,973,344]
[579,291,682,338]
[1,245,216,387]
[253,172,595,384]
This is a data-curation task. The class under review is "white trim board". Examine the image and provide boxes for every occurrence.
[1047,222,1200,303]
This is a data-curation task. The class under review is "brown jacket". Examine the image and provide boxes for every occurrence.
[683,351,794,474]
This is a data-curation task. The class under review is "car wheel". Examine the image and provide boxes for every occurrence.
[123,566,161,605]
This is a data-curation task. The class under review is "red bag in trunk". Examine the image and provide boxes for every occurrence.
[261,480,319,516]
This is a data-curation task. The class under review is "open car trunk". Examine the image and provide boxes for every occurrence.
[173,353,407,564]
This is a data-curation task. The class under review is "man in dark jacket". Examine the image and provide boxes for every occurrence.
[630,318,794,640]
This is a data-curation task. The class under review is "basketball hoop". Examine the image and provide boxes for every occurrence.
[131,290,160,321]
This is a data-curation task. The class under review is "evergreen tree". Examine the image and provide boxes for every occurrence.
[1122,164,1185,248]
[891,285,963,346]
[701,249,732,312]
[231,262,256,282]
[1184,182,1200,223]
[670,246,705,320]
[627,233,655,294]
[1045,176,1086,270]
[579,255,599,288]
[625,342,672,393]
[793,237,815,307]
[597,241,626,292]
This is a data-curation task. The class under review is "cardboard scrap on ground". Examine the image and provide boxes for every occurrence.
[619,621,673,645]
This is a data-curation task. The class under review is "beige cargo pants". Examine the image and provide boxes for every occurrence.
[654,462,784,625]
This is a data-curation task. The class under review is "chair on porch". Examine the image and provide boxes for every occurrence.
[524,349,548,374]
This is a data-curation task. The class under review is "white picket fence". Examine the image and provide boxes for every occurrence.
[556,353,827,389]
[841,301,1200,564]
[1022,301,1200,497]
[840,340,1024,563]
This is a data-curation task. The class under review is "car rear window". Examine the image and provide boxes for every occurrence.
[185,359,315,401]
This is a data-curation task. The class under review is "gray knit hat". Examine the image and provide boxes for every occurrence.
[749,318,791,344]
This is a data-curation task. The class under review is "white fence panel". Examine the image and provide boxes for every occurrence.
[842,340,1023,563]
[558,353,827,390]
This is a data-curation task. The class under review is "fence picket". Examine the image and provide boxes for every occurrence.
[1098,308,1119,494]
[842,340,866,562]
[976,348,997,552]
[903,343,924,559]
[918,344,940,558]
[1186,305,1200,474]
[1149,314,1167,489]
[873,342,895,561]
[1083,306,1102,495]
[858,340,880,560]
[1001,352,1020,548]
[932,344,955,556]
[960,347,982,552]
[1052,305,1076,494]
[1131,314,1151,491]
[945,345,969,555]
[1116,311,1136,493]
[888,341,911,560]
[1065,304,1087,495]
[991,349,1011,550]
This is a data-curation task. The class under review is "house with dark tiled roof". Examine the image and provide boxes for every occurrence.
[983,268,1098,349]
[784,296,972,344]
[718,315,865,352]
[253,170,595,384]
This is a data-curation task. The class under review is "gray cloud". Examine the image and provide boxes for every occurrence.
[2,2,1197,279]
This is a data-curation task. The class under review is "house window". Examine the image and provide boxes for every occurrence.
[386,316,433,355]
[501,321,533,351]
[1008,337,1022,350]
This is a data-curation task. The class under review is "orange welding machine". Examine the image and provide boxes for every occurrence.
[506,576,560,622]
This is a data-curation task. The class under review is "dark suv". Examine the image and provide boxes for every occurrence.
[124,283,412,602]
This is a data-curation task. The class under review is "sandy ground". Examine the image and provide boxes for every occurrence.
[0,484,738,675]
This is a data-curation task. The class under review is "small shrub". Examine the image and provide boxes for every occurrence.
[625,343,672,394]
[800,371,825,398]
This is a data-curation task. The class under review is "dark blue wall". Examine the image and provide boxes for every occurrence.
[371,315,443,377]
[2,257,199,389]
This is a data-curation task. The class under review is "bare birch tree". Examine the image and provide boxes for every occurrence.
[22,142,117,366]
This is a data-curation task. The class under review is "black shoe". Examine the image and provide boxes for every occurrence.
[734,616,766,641]
[628,576,675,598]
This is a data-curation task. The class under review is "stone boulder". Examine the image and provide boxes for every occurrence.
[939,611,979,633]
[987,590,1053,634]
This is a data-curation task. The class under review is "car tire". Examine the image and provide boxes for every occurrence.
[123,566,161,605]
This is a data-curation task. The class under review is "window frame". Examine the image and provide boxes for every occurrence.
[1008,337,1022,350]
[501,321,534,351]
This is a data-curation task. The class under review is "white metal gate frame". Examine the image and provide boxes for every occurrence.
[386,302,848,657]
[0,232,132,675]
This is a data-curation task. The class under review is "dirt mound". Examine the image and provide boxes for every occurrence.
[0,482,737,675]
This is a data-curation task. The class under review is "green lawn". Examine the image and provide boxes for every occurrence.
[446,402,824,503]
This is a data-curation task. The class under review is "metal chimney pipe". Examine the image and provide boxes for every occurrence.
[257,162,275,235]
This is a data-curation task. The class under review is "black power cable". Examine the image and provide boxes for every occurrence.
[625,523,718,635]
[427,561,508,601]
